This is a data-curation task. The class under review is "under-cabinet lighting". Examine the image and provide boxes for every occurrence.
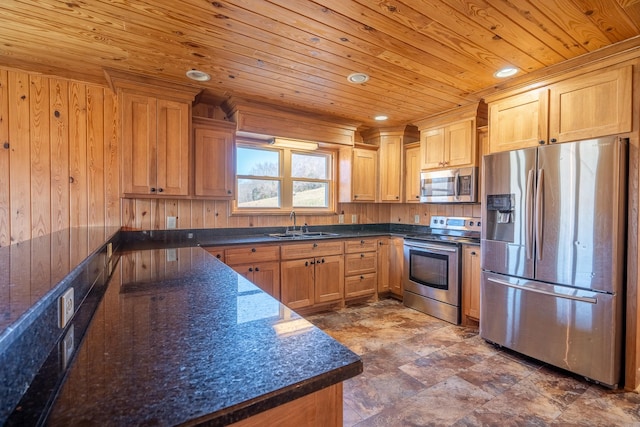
[268,138,319,150]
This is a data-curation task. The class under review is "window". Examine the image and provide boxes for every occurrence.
[234,143,334,213]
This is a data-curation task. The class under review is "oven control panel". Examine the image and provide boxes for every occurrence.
[430,216,481,232]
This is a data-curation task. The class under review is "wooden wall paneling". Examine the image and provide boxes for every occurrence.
[121,199,134,229]
[87,86,105,248]
[49,78,70,233]
[10,239,30,320]
[69,82,88,228]
[0,70,9,246]
[103,90,119,227]
[178,199,193,229]
[50,228,70,284]
[190,200,205,228]
[8,72,31,244]
[29,75,51,238]
[31,232,51,302]
[204,200,217,228]
[154,198,165,230]
[134,199,154,230]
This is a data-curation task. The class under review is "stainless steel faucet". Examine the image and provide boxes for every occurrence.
[290,210,297,232]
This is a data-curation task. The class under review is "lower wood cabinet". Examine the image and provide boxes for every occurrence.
[389,237,404,297]
[344,238,377,300]
[280,241,345,310]
[230,261,280,300]
[462,245,481,324]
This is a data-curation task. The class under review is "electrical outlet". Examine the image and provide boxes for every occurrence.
[414,215,420,224]
[351,214,357,223]
[338,214,344,224]
[59,287,74,329]
[166,248,177,262]
[106,242,113,259]
[167,216,177,229]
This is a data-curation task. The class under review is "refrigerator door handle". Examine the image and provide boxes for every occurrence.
[487,277,598,304]
[525,169,535,259]
[535,168,544,261]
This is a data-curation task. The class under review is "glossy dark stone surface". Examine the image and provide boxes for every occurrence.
[44,247,361,426]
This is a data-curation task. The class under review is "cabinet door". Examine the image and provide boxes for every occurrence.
[446,120,475,167]
[156,99,189,196]
[352,148,377,201]
[488,89,549,153]
[389,237,404,297]
[463,246,481,321]
[345,273,377,299]
[194,126,235,198]
[421,127,445,170]
[122,93,157,195]
[404,146,421,203]
[379,135,402,202]
[549,65,632,143]
[345,252,377,276]
[280,259,314,309]
[377,238,390,293]
[252,261,281,300]
[314,255,344,304]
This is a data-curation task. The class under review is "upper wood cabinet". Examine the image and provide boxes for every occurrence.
[404,144,421,203]
[121,93,190,196]
[193,117,236,198]
[488,65,632,153]
[339,146,378,202]
[378,134,403,202]
[415,102,487,171]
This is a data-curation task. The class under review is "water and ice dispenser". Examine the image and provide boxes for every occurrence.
[485,194,515,242]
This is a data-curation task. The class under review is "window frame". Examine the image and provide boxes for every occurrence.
[232,141,337,215]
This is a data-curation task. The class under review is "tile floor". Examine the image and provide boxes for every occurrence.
[306,298,640,427]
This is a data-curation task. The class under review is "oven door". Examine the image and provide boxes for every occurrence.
[403,240,460,306]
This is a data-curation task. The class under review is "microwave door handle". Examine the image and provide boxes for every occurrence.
[525,169,534,259]
[454,171,460,200]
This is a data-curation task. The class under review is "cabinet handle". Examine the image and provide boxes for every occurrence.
[251,248,256,252]
[313,243,318,248]
[2,142,8,149]
[379,241,383,246]
[248,267,253,272]
[216,254,221,259]
[150,187,156,193]
[255,267,260,272]
[227,190,232,194]
[305,261,308,267]
[158,188,164,193]
[550,138,557,143]
[360,253,365,258]
[395,196,399,199]
[360,275,364,280]
[538,140,545,145]
[360,240,365,244]
[415,195,420,199]
[354,194,358,199]
[310,260,316,265]
[321,258,325,264]
[471,251,477,256]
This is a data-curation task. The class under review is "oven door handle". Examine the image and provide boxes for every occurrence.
[404,243,458,253]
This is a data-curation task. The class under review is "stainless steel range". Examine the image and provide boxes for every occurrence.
[403,216,481,324]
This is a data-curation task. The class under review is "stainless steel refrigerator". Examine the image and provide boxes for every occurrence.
[481,136,626,388]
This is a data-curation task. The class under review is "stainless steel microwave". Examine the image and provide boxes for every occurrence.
[420,167,478,203]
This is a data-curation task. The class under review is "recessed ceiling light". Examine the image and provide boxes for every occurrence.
[347,73,369,84]
[494,67,518,78]
[186,69,211,81]
[374,115,388,121]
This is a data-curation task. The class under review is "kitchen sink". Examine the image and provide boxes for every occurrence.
[267,231,340,240]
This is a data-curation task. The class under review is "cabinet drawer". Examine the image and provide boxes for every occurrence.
[345,238,378,253]
[281,241,344,260]
[225,245,280,265]
[345,273,377,298]
[205,247,225,262]
[345,252,377,275]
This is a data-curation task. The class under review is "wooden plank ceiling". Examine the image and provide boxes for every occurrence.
[1,0,639,127]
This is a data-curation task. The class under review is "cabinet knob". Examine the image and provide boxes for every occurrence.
[379,241,383,246]
[321,258,325,263]
[310,260,316,265]
[538,140,545,145]
[313,243,318,248]
[354,195,358,199]
[360,275,364,280]
[216,254,221,259]
[395,196,399,199]
[305,261,309,267]
[550,138,557,143]
[360,240,365,244]
[227,190,232,194]
[255,267,260,272]
[360,253,365,258]
[2,142,8,149]
[158,188,164,193]
[415,195,420,199]
[471,251,477,256]
[150,187,156,193]
[251,248,256,252]
[248,267,253,272]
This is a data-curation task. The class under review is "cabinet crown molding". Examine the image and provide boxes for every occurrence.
[413,101,487,130]
[104,68,202,102]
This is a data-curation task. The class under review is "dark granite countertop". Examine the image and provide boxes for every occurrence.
[43,247,362,426]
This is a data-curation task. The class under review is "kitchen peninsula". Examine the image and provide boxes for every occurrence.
[1,229,362,426]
